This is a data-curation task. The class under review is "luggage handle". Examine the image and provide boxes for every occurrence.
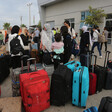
[104,51,111,68]
[27,58,37,72]
[21,55,30,72]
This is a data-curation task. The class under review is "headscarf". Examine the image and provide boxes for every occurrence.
[82,26,88,33]
[41,23,52,52]
[82,26,93,46]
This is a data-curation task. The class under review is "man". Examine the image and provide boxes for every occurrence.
[0,31,4,45]
[34,28,40,43]
[64,20,76,60]
[64,20,76,39]
[91,26,102,59]
[101,27,108,51]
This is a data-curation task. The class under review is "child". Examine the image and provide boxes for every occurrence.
[51,33,64,69]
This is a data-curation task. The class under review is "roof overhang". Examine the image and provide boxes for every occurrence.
[39,0,64,7]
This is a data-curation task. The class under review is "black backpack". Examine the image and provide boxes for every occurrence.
[10,35,24,55]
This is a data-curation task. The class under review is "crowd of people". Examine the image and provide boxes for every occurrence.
[1,20,108,70]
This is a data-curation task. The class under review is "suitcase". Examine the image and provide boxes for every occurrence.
[31,49,40,63]
[0,55,10,84]
[65,60,81,72]
[98,97,112,112]
[104,51,112,90]
[89,55,97,95]
[80,52,91,67]
[50,65,73,106]
[107,60,112,69]
[72,66,89,108]
[43,64,54,76]
[20,65,50,112]
[12,56,37,97]
[83,106,98,112]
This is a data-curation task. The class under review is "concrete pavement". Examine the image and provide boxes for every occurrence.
[1,44,112,112]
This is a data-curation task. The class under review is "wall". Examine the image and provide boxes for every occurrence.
[43,0,112,33]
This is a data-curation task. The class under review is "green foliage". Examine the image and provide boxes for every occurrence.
[38,20,41,29]
[83,6,106,26]
[3,23,10,30]
[20,24,26,28]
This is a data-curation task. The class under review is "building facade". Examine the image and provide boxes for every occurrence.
[37,0,112,44]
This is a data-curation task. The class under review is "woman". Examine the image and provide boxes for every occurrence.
[8,25,24,69]
[40,23,53,64]
[20,27,30,56]
[40,23,52,52]
[61,26,72,64]
[80,26,90,55]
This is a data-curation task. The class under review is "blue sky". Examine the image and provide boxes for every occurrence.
[0,0,40,29]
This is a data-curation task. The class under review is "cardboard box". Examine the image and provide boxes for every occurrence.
[0,97,22,112]
[0,46,6,56]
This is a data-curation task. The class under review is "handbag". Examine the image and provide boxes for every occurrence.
[95,31,105,43]
[43,50,52,65]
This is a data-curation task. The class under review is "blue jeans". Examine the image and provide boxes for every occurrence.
[91,42,102,56]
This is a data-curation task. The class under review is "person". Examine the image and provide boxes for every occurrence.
[0,31,4,45]
[91,26,102,58]
[20,27,29,46]
[80,26,90,55]
[51,33,64,69]
[40,23,53,52]
[33,28,40,43]
[101,27,108,51]
[56,27,60,33]
[8,25,24,69]
[20,27,31,56]
[52,28,57,36]
[61,26,72,64]
[64,20,76,40]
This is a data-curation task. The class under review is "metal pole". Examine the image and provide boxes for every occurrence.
[27,3,32,27]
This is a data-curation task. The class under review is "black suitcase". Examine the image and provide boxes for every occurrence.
[92,55,107,93]
[50,65,73,106]
[98,97,112,112]
[80,52,91,67]
[0,55,10,84]
[104,51,112,90]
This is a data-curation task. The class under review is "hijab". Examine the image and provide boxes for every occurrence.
[41,23,52,52]
[82,26,93,46]
[82,26,88,33]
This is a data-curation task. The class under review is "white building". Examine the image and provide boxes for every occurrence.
[37,0,112,44]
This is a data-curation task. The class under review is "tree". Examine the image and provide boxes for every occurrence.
[38,20,41,29]
[3,23,10,30]
[83,6,106,26]
[20,24,26,28]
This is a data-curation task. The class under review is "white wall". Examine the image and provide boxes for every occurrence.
[42,0,112,33]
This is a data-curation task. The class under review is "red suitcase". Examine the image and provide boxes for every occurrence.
[89,55,97,95]
[20,59,50,112]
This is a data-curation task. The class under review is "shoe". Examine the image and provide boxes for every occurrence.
[99,56,102,59]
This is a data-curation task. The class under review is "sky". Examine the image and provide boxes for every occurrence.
[0,0,40,29]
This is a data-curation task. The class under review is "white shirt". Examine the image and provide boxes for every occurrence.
[68,27,76,39]
[92,30,98,42]
[8,33,24,56]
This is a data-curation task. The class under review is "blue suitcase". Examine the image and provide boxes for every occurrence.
[65,60,81,72]
[83,106,98,112]
[72,66,89,108]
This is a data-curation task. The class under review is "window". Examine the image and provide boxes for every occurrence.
[80,11,91,29]
[106,14,112,19]
[65,18,75,29]
[81,11,90,20]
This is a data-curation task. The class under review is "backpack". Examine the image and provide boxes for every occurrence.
[10,35,24,55]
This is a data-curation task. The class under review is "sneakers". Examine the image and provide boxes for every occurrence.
[99,56,102,59]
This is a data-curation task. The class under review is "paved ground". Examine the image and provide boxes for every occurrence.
[1,44,112,112]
